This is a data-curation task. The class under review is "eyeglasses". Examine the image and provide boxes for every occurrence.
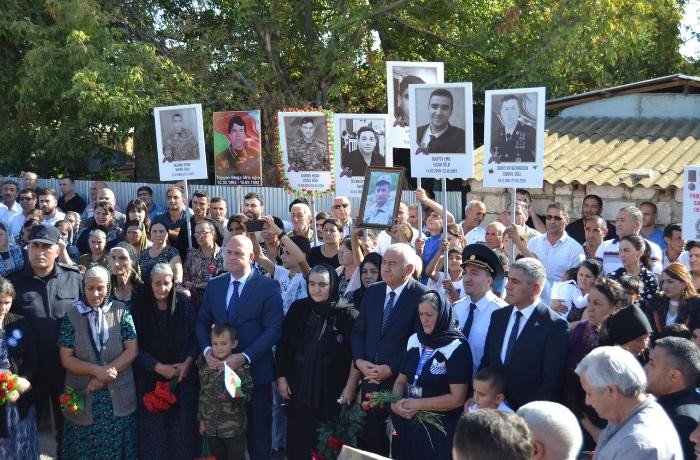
[545,215,564,221]
[194,231,212,237]
[333,203,349,209]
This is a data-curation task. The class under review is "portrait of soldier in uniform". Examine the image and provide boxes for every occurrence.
[489,94,536,163]
[215,114,261,179]
[162,112,200,162]
[286,117,330,172]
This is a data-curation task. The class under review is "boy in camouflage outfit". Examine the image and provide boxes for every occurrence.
[198,324,253,460]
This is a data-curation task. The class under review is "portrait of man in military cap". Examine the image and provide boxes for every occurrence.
[358,167,404,229]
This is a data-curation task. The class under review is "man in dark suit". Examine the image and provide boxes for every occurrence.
[416,88,465,154]
[351,243,429,456]
[479,257,569,410]
[197,235,284,460]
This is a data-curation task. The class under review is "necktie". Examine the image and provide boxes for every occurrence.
[382,291,396,332]
[462,303,477,339]
[504,311,523,363]
[227,280,240,323]
[506,133,512,142]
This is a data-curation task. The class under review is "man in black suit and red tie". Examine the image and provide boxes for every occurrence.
[416,88,466,154]
[351,243,429,456]
[479,257,569,410]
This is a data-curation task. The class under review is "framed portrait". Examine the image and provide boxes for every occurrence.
[357,166,405,229]
[483,87,546,188]
[213,110,262,186]
[154,103,208,181]
[683,166,700,241]
[334,114,390,198]
[386,61,444,150]
[408,82,474,179]
[278,110,334,194]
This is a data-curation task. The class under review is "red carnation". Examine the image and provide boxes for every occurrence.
[59,394,72,406]
[326,437,345,450]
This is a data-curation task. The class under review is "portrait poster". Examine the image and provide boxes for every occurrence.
[408,83,474,179]
[357,167,404,229]
[334,114,390,198]
[387,61,444,150]
[213,110,262,186]
[277,110,334,194]
[483,87,545,188]
[682,166,700,241]
[154,103,208,181]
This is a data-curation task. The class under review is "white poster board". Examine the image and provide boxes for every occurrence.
[683,166,700,241]
[154,104,208,181]
[386,61,444,150]
[334,114,390,198]
[408,83,474,179]
[483,87,545,188]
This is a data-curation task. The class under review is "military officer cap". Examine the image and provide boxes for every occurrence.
[460,243,505,283]
[375,174,392,187]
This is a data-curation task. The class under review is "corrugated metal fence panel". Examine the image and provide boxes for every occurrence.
[15,178,463,220]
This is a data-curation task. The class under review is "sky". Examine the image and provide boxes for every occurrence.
[681,0,700,60]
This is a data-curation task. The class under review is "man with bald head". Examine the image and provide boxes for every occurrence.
[352,243,429,455]
[79,187,126,230]
[82,180,108,220]
[197,235,283,460]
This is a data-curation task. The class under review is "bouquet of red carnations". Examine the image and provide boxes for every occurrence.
[0,370,19,405]
[59,386,84,414]
[143,380,178,412]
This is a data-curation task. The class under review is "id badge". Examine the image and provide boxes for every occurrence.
[405,384,422,399]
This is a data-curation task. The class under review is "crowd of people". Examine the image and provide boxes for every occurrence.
[0,171,700,460]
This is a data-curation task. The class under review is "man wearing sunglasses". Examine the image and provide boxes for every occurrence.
[526,202,585,305]
[331,196,352,237]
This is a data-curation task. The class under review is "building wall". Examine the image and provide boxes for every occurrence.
[468,179,681,227]
[560,93,700,119]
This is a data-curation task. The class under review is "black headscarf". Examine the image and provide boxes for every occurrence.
[417,290,465,349]
[306,263,341,316]
[353,252,383,306]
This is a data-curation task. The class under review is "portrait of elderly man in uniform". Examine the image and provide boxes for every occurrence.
[286,116,330,171]
[162,112,200,162]
[416,88,466,154]
[215,114,261,178]
[489,94,536,163]
[363,174,397,226]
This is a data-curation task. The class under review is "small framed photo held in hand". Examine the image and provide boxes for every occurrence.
[357,167,405,230]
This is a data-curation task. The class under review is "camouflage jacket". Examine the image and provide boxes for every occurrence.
[197,356,253,438]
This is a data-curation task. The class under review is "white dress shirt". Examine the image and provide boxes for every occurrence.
[453,291,507,373]
[499,302,538,364]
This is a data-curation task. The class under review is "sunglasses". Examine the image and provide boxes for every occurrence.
[545,215,564,221]
[333,203,349,209]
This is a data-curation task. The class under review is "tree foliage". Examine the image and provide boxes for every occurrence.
[0,0,693,182]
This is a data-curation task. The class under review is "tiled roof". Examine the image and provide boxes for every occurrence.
[473,117,700,189]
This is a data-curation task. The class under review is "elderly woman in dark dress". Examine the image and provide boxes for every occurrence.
[390,291,470,460]
[110,242,143,308]
[132,262,199,460]
[0,277,37,459]
[275,264,360,460]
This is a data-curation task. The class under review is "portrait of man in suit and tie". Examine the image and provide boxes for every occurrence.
[196,235,284,460]
[414,87,467,155]
[479,257,569,411]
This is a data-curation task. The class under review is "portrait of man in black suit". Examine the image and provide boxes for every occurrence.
[415,88,466,154]
[489,94,537,163]
[479,257,569,410]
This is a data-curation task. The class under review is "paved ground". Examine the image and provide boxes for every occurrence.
[38,417,56,460]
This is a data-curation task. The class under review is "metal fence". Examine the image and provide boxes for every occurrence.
[17,178,464,220]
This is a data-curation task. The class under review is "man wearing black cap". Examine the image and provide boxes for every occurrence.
[454,244,508,375]
[9,224,82,456]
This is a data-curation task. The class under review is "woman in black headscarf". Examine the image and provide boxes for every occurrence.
[390,290,471,460]
[350,252,383,308]
[275,264,361,460]
[131,262,200,460]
